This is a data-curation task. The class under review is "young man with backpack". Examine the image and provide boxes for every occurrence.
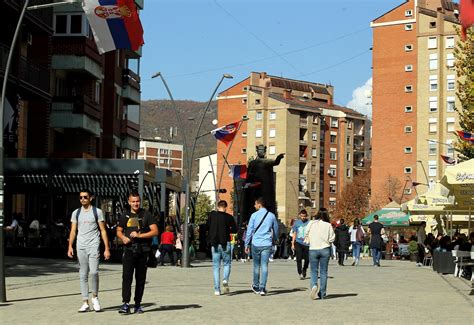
[67,189,110,312]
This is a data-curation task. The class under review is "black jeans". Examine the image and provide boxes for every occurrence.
[295,242,309,275]
[122,248,148,304]
[417,244,425,264]
[160,244,175,265]
[338,252,346,265]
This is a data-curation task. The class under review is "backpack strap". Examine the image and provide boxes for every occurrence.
[75,206,100,225]
[75,208,81,224]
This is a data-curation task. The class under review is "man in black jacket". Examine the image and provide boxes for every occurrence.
[207,200,237,295]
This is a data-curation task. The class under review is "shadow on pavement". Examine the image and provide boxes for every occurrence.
[7,287,122,303]
[102,303,201,313]
[226,287,306,296]
[0,303,12,307]
[324,293,358,299]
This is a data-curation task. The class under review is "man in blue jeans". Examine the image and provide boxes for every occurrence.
[207,200,237,295]
[245,197,279,296]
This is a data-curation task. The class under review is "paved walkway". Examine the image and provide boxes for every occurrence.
[1,256,473,324]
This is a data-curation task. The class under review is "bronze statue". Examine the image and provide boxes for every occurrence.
[241,144,284,221]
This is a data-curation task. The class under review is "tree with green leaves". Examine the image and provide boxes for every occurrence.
[454,27,474,161]
[194,193,213,226]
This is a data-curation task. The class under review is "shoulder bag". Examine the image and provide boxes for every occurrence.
[248,210,270,247]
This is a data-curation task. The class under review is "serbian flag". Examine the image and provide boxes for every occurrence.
[82,0,144,54]
[456,130,474,143]
[460,0,474,40]
[440,155,456,165]
[211,121,240,146]
[229,165,247,179]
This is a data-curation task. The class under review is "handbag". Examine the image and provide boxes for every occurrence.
[303,221,315,245]
[248,210,270,247]
[175,236,183,250]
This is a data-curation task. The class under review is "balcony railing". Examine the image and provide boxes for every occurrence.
[53,95,101,120]
[123,68,140,90]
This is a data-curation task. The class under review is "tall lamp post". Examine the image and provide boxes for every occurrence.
[0,0,80,303]
[152,72,232,267]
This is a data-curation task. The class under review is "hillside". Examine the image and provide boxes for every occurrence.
[140,99,217,171]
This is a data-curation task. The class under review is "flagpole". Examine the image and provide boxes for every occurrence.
[217,118,247,200]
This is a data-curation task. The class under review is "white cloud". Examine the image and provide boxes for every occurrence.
[346,78,372,118]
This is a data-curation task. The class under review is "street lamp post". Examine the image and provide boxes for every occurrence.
[426,139,458,164]
[152,73,232,267]
[0,0,80,303]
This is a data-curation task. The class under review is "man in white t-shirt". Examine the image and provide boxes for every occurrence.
[67,189,110,312]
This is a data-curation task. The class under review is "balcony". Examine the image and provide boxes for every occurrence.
[354,144,365,151]
[123,68,141,89]
[299,117,308,128]
[50,95,101,136]
[354,127,365,137]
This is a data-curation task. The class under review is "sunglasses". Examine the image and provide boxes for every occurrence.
[79,196,90,199]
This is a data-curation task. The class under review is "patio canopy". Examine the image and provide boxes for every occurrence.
[440,158,474,209]
[362,203,411,227]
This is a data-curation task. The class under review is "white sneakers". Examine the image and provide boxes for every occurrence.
[310,285,320,300]
[91,297,101,312]
[78,303,90,313]
[78,297,101,313]
[214,291,221,296]
[222,280,230,294]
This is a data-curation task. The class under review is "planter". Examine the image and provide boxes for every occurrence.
[385,253,393,260]
[409,253,418,262]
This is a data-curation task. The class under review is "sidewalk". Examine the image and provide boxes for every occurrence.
[1,256,473,324]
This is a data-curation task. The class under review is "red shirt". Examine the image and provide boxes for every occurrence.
[161,231,175,245]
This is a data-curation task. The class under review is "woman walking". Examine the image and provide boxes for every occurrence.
[334,219,350,266]
[305,208,335,300]
[348,218,365,266]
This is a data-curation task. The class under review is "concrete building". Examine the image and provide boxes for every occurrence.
[196,153,217,204]
[217,72,370,224]
[139,138,184,174]
[371,0,461,205]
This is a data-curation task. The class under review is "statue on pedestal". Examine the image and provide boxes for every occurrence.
[241,144,285,221]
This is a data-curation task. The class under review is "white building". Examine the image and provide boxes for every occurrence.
[197,153,217,204]
[138,138,184,173]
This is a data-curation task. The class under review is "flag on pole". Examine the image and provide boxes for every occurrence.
[440,155,456,165]
[460,0,474,40]
[456,130,474,143]
[228,164,247,179]
[82,0,144,54]
[211,121,240,146]
[411,181,422,187]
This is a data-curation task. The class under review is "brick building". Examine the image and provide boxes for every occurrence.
[371,0,461,205]
[217,72,370,225]
[138,138,184,174]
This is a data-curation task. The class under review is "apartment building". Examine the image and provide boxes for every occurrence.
[139,138,184,174]
[371,0,460,204]
[217,72,370,224]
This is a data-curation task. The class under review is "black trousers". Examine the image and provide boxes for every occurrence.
[122,248,148,304]
[338,252,346,265]
[160,244,175,265]
[295,242,309,274]
[417,244,425,264]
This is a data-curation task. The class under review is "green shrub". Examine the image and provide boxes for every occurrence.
[408,240,418,254]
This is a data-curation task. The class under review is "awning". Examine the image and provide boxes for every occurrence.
[440,159,474,209]
[402,181,455,215]
[362,204,410,227]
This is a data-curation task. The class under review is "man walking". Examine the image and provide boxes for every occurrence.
[416,221,427,267]
[368,215,385,267]
[67,189,110,312]
[117,191,158,314]
[245,197,278,296]
[206,200,237,295]
[291,209,310,279]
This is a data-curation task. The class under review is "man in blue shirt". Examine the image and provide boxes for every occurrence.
[291,209,310,279]
[245,197,279,296]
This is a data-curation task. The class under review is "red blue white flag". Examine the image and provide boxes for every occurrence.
[211,121,240,146]
[229,165,247,179]
[440,155,456,165]
[82,0,144,54]
[460,0,474,40]
[456,130,474,143]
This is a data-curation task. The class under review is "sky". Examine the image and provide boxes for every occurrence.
[139,0,403,118]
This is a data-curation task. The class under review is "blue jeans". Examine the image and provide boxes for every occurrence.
[309,247,331,298]
[352,241,362,264]
[251,245,273,290]
[211,243,232,291]
[371,248,381,265]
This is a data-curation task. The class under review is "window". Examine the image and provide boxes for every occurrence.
[311,164,317,174]
[405,126,413,133]
[311,148,317,158]
[429,21,436,28]
[330,134,337,144]
[428,140,437,155]
[428,161,437,177]
[241,148,247,154]
[404,147,413,153]
[242,86,249,91]
[405,24,413,31]
[256,111,263,120]
[446,117,455,132]
[446,53,455,68]
[268,145,276,155]
[269,129,276,138]
[405,44,413,51]
[429,75,438,91]
[405,85,413,92]
[242,132,247,138]
[330,151,337,160]
[241,98,247,104]
[54,13,88,36]
[346,169,351,178]
[429,54,438,70]
[330,118,338,128]
[348,121,353,129]
[255,99,261,105]
[404,188,412,195]
[255,129,262,138]
[159,149,169,155]
[313,115,319,124]
[446,36,455,49]
[329,183,337,193]
[429,97,438,112]
[346,137,351,145]
[404,167,412,174]
[309,181,316,192]
[311,132,317,141]
[94,81,101,104]
[446,96,455,112]
[405,9,413,16]
[446,139,454,155]
[428,118,437,133]
[405,65,413,72]
[328,168,336,177]
[346,152,351,161]
[329,199,336,207]
[269,111,276,120]
[428,36,437,49]
[405,106,413,113]
[447,75,455,90]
